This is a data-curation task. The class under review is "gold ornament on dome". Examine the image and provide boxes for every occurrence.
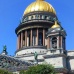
[51,21,60,28]
[24,0,56,15]
[37,0,44,1]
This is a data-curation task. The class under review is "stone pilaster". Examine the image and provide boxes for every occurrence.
[30,29,32,46]
[27,37,29,46]
[47,37,50,49]
[18,33,21,49]
[58,36,61,49]
[25,30,27,47]
[17,35,19,50]
[22,32,24,46]
[49,37,50,49]
[43,28,45,46]
[37,28,38,45]
[24,31,25,46]
[61,36,63,49]
[21,31,23,48]
[64,38,66,49]
[57,36,59,49]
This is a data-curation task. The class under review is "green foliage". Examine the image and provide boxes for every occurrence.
[20,64,56,74]
[0,69,12,74]
[19,70,26,74]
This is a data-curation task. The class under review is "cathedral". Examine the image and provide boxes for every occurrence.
[0,0,74,74]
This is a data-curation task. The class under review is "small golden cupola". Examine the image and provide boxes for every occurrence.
[24,0,56,15]
[51,21,60,28]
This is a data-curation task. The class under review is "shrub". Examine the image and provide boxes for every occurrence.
[0,69,12,74]
[20,64,56,74]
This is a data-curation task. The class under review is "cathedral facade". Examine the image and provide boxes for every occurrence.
[0,0,74,74]
[15,0,74,74]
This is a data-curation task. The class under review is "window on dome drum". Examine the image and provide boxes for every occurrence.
[24,17,28,22]
[31,16,33,20]
[22,17,24,23]
[35,15,39,19]
[46,16,49,20]
[53,17,57,21]
[50,17,54,22]
[38,32,43,46]
[23,19,26,22]
[52,37,57,49]
[42,15,48,19]
[44,15,47,19]
[47,16,51,21]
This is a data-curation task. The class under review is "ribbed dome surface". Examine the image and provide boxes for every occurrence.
[24,0,56,15]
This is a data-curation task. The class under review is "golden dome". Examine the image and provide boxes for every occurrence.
[24,0,56,15]
[51,21,60,28]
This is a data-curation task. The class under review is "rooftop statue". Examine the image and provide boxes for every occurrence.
[34,52,38,64]
[2,45,8,55]
[3,45,7,51]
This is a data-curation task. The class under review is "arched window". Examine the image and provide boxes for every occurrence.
[52,37,57,49]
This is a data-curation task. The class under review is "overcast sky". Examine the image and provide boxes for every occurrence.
[0,0,74,56]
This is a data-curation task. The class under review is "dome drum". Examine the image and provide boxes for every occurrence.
[23,11,56,18]
[22,11,57,24]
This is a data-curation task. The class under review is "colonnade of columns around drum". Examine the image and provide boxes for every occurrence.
[17,28,46,50]
[17,28,65,50]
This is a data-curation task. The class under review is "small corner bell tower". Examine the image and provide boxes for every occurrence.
[44,21,67,71]
[47,21,67,55]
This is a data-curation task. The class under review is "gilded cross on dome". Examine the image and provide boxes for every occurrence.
[37,0,44,1]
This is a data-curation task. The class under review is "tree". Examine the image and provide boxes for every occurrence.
[19,70,26,74]
[20,64,56,74]
[0,69,12,74]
